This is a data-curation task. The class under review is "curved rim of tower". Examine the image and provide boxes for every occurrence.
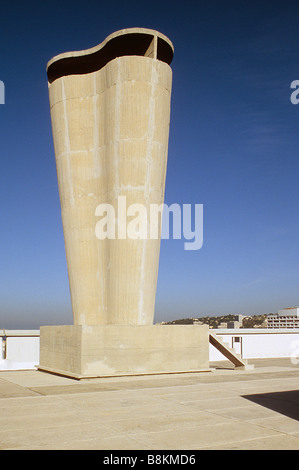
[47,28,174,84]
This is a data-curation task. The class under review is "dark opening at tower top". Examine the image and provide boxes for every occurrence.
[47,28,174,84]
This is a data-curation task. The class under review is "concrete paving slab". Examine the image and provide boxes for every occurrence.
[209,404,283,421]
[0,358,299,450]
[248,415,299,434]
[15,435,149,451]
[0,370,78,387]
[106,411,233,435]
[205,434,299,450]
[0,401,73,418]
[0,421,116,450]
[0,378,38,398]
[126,421,282,450]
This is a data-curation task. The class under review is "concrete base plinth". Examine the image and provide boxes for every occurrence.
[38,324,210,379]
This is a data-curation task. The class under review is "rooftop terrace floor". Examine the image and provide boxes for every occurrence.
[0,358,299,450]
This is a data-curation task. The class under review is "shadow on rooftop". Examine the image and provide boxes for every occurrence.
[242,390,299,421]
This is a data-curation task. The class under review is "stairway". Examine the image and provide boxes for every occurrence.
[209,332,253,369]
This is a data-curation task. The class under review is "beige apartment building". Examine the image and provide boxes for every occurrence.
[267,307,299,329]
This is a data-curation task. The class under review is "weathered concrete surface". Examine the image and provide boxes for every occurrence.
[0,358,299,450]
[48,29,173,326]
[39,324,210,378]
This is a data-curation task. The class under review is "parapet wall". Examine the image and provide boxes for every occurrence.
[1,329,299,371]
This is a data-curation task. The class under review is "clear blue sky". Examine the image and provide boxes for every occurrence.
[1,0,299,328]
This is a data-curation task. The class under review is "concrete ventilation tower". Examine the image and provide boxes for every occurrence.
[39,28,209,378]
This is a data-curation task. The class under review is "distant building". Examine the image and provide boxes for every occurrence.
[227,321,241,329]
[278,307,299,317]
[225,316,244,329]
[267,307,299,329]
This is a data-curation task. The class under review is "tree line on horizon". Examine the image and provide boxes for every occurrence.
[163,313,268,328]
